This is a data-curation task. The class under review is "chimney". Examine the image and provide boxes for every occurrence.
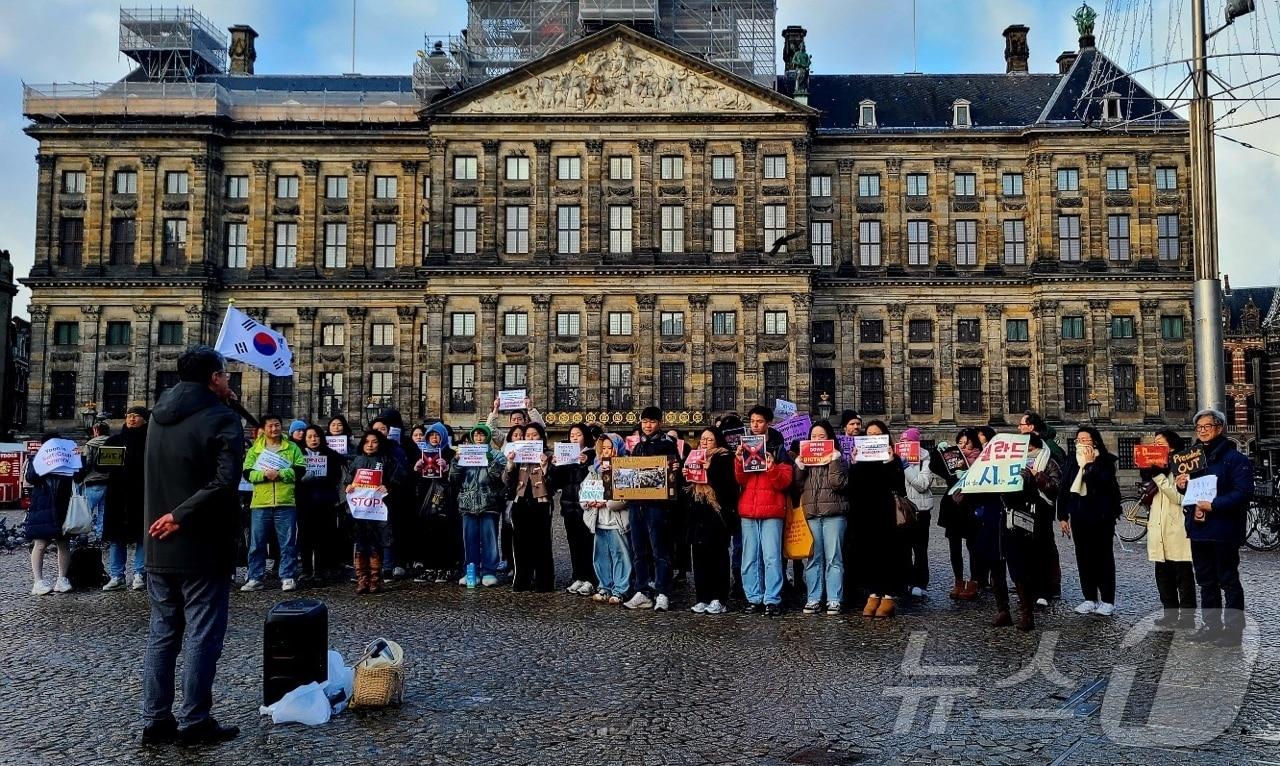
[1003,24,1030,74]
[228,25,259,76]
[1056,50,1078,74]
[781,25,807,73]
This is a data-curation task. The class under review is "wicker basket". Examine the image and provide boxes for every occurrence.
[349,638,406,709]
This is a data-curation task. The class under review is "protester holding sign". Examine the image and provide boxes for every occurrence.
[846,420,907,619]
[1057,426,1122,617]
[411,422,460,584]
[297,426,345,583]
[899,428,934,599]
[485,396,544,448]
[102,407,150,591]
[682,427,738,615]
[582,434,633,604]
[734,406,794,616]
[24,434,74,595]
[343,430,402,594]
[988,433,1061,631]
[792,420,849,615]
[934,428,985,602]
[326,416,356,457]
[504,422,557,592]
[449,423,507,587]
[622,407,683,612]
[551,423,597,597]
[1139,430,1196,628]
[241,415,307,593]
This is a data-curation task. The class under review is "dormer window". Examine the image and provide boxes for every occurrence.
[953,99,972,128]
[1102,92,1123,121]
[859,100,877,128]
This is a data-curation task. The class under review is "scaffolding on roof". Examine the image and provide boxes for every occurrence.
[119,6,227,81]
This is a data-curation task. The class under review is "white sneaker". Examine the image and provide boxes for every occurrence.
[240,579,264,592]
[102,577,125,592]
[579,581,598,595]
[910,586,926,598]
[281,579,297,592]
[691,602,708,613]
[458,576,469,586]
[566,580,584,594]
[130,573,145,591]
[481,575,499,587]
[623,592,653,610]
[826,601,841,615]
[653,594,670,612]
[31,580,53,596]
[1093,602,1115,617]
[1035,598,1049,608]
[392,567,407,579]
[53,577,72,593]
[705,600,727,614]
[803,601,821,614]
[1074,600,1097,615]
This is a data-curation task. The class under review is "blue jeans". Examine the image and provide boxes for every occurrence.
[592,528,633,597]
[142,573,230,728]
[804,516,847,605]
[462,513,499,576]
[109,538,145,579]
[248,506,298,581]
[628,504,672,597]
[85,483,108,539]
[740,517,784,606]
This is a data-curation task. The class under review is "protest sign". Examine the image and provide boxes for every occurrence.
[611,456,668,500]
[33,439,81,477]
[937,442,968,475]
[347,486,389,521]
[420,447,443,478]
[955,434,1031,494]
[325,436,348,454]
[579,478,606,503]
[458,445,489,467]
[511,440,544,464]
[25,440,41,456]
[353,468,383,488]
[895,441,921,463]
[1171,445,1206,476]
[776,415,812,447]
[853,435,892,463]
[96,446,126,468]
[415,441,430,453]
[238,478,254,493]
[740,434,767,472]
[837,436,856,462]
[624,434,640,454]
[554,442,582,467]
[305,454,328,478]
[253,448,293,474]
[773,399,797,420]
[387,426,402,443]
[799,440,835,466]
[723,427,745,452]
[1134,444,1170,469]
[497,389,527,412]
[684,448,708,483]
[1184,475,1218,506]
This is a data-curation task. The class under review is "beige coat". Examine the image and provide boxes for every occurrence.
[1147,473,1193,562]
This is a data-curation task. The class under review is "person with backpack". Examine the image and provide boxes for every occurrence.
[25,434,75,595]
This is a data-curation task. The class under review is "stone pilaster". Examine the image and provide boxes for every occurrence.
[1089,299,1109,415]
[300,159,320,273]
[637,139,655,253]
[742,140,759,254]
[1030,152,1055,267]
[584,295,604,409]
[534,140,552,261]
[793,292,813,409]
[931,156,950,269]
[482,140,500,259]
[837,303,858,411]
[1035,299,1062,420]
[689,139,707,254]
[422,296,446,415]
[836,158,855,268]
[984,303,1005,423]
[349,160,369,273]
[27,304,50,429]
[34,155,57,275]
[401,160,420,268]
[585,141,604,256]
[427,138,446,258]
[741,293,760,403]
[688,293,709,413]
[1139,297,1163,422]
[888,303,906,422]
[78,306,101,408]
[346,306,368,413]
[188,155,208,272]
[131,304,153,406]
[981,157,1000,269]
[479,295,499,409]
[295,306,318,418]
[936,303,955,423]
[86,155,107,272]
[637,294,657,406]
[141,155,162,271]
[1086,151,1104,261]
[884,157,902,266]
[532,294,552,406]
[396,305,417,416]
[792,138,810,260]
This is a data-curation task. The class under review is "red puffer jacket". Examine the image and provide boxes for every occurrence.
[733,459,794,520]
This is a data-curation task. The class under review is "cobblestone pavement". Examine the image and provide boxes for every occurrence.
[1,509,1277,766]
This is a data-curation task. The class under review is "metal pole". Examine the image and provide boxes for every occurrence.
[351,0,357,75]
[1191,0,1225,411]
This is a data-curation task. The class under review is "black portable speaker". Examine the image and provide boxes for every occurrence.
[263,599,328,706]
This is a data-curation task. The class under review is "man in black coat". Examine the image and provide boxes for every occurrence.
[140,346,245,746]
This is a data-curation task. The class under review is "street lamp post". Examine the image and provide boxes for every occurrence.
[816,391,834,421]
[79,402,98,433]
[364,398,381,426]
[1087,398,1102,424]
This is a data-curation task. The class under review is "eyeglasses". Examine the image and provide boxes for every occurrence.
[1194,423,1219,432]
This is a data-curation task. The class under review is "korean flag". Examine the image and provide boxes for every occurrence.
[214,305,294,377]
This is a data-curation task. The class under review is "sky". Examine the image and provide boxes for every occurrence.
[3,0,1278,317]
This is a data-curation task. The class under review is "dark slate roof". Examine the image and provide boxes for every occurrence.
[1037,48,1178,124]
[199,74,415,93]
[1224,287,1278,332]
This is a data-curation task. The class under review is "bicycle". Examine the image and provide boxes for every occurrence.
[1116,484,1150,543]
[1245,485,1280,552]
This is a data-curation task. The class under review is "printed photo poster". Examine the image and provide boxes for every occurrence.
[305,453,328,478]
[420,447,444,478]
[624,434,641,454]
[512,440,545,464]
[554,442,582,467]
[611,456,669,501]
[853,435,892,463]
[837,436,856,462]
[740,434,767,472]
[253,448,293,474]
[723,427,745,453]
[956,434,1032,495]
[684,448,708,484]
[325,436,349,454]
[458,445,490,467]
[32,439,82,477]
[798,440,835,466]
[937,443,968,476]
[497,389,527,412]
[1134,443,1170,469]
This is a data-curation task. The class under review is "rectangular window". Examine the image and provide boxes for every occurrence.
[373,223,396,268]
[1106,167,1129,191]
[858,174,881,197]
[1001,173,1024,196]
[321,323,346,347]
[115,171,139,195]
[223,222,248,268]
[811,320,835,344]
[555,363,581,410]
[660,363,685,411]
[109,218,136,266]
[908,319,933,343]
[1155,167,1178,191]
[274,222,298,268]
[505,156,530,181]
[859,220,882,266]
[660,311,685,337]
[712,363,737,412]
[712,311,736,335]
[453,206,477,254]
[608,312,632,336]
[860,367,886,414]
[505,206,530,254]
[325,175,348,199]
[165,171,189,195]
[1061,315,1085,339]
[374,176,397,199]
[557,205,581,254]
[59,217,83,266]
[763,155,787,179]
[607,363,633,410]
[370,323,395,347]
[609,205,632,254]
[1063,364,1088,412]
[1007,367,1031,414]
[953,173,976,197]
[556,156,581,180]
[323,222,347,268]
[1114,363,1138,412]
[53,322,80,346]
[609,156,632,181]
[906,173,928,197]
[1056,168,1080,192]
[764,204,787,253]
[1107,215,1131,261]
[154,371,180,402]
[102,371,129,418]
[712,205,735,254]
[958,367,983,414]
[450,312,475,337]
[711,155,735,180]
[319,372,344,418]
[957,318,981,343]
[1006,319,1029,342]
[162,219,186,265]
[761,362,789,409]
[908,367,934,414]
[763,310,788,336]
[1003,219,1026,265]
[860,320,884,343]
[503,363,527,389]
[1158,214,1179,260]
[105,321,131,346]
[660,156,684,180]
[954,220,977,265]
[809,175,832,197]
[504,311,528,337]
[60,170,85,195]
[157,321,183,346]
[556,312,580,336]
[49,371,77,420]
[1058,215,1082,262]
[450,364,476,413]
[274,175,298,199]
[661,205,684,253]
[907,220,930,265]
[453,156,477,180]
[1111,316,1135,339]
[422,222,430,262]
[1161,315,1185,340]
[810,220,833,266]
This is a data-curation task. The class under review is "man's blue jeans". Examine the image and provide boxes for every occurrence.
[85,483,108,540]
[142,573,231,727]
[740,517,784,606]
[628,504,672,597]
[462,513,499,576]
[248,507,298,581]
[109,538,145,579]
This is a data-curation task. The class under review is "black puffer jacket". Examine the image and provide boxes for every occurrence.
[793,457,850,519]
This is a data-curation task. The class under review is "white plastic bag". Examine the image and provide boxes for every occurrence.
[259,682,331,726]
[62,483,93,537]
[323,650,353,714]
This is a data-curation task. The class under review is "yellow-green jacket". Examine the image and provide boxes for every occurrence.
[243,436,307,509]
